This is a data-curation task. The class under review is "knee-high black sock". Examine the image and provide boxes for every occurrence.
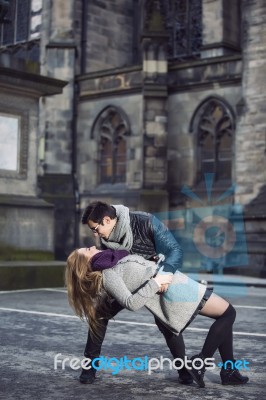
[201,304,236,362]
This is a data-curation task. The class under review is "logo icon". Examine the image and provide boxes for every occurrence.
[154,174,248,272]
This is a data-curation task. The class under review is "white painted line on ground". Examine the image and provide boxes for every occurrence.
[1,288,265,311]
[0,307,77,319]
[0,307,265,337]
[0,288,48,294]
[234,305,266,310]
[112,320,266,337]
[0,288,67,294]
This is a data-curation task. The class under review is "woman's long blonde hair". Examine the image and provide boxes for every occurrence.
[65,250,110,337]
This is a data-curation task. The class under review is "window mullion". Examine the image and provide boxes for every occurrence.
[187,0,191,55]
[112,139,116,184]
[214,130,218,179]
[14,0,18,43]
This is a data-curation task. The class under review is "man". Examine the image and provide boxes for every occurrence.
[79,201,193,385]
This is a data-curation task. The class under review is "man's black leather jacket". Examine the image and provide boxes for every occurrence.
[129,211,183,273]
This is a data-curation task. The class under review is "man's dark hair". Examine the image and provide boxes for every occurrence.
[81,201,117,224]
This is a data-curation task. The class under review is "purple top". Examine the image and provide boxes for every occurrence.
[91,249,129,271]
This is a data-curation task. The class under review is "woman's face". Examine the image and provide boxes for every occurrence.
[78,246,101,261]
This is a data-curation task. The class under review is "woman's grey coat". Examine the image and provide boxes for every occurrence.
[102,255,207,335]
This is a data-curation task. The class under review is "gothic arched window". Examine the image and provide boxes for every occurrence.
[191,97,235,183]
[93,106,130,184]
[143,0,202,60]
[164,0,202,59]
[0,0,31,45]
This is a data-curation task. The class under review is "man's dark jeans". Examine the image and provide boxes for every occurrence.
[84,300,186,362]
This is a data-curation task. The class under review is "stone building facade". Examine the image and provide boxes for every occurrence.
[0,0,265,276]
[0,54,66,256]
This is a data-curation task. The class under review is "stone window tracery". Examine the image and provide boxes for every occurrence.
[94,106,129,184]
[192,97,235,183]
[0,0,31,46]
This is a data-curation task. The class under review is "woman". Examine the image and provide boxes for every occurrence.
[66,246,249,388]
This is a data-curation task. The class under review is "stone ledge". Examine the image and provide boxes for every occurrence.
[0,262,66,291]
[0,195,54,208]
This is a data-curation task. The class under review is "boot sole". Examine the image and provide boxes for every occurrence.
[178,377,193,385]
[79,376,96,384]
[187,370,205,388]
[221,378,249,385]
[79,379,95,384]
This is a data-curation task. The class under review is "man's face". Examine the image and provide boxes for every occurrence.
[88,216,115,240]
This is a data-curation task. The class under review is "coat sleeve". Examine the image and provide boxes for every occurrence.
[151,215,183,273]
[102,269,160,311]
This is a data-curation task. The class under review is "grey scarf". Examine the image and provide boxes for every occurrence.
[101,205,133,251]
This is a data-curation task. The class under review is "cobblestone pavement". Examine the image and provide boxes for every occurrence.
[0,285,265,400]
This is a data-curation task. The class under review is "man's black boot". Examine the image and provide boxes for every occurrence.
[220,363,249,385]
[79,359,99,384]
[188,353,206,388]
[178,367,193,385]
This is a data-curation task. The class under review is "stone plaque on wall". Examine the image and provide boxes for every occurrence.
[0,107,28,180]
[0,113,20,171]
